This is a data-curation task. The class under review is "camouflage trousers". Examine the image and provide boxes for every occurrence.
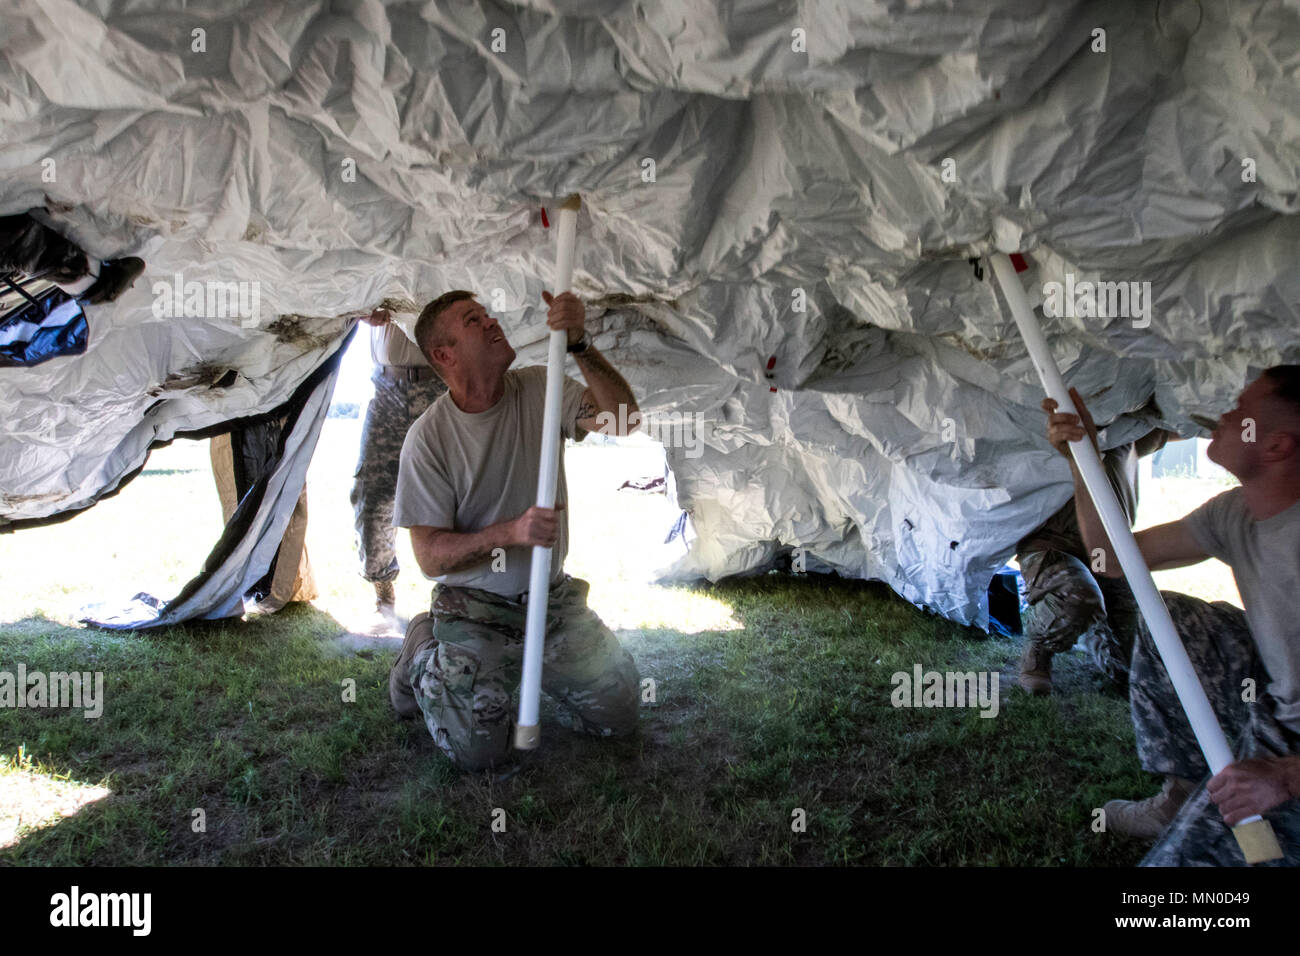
[1130,590,1300,866]
[1020,549,1140,687]
[350,370,445,582]
[1129,591,1259,780]
[1141,704,1300,866]
[409,576,641,772]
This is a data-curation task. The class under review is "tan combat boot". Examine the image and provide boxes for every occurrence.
[1018,644,1054,696]
[1103,776,1197,839]
[369,580,399,637]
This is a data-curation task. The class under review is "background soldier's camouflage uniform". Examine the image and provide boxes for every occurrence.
[400,576,641,772]
[1133,590,1300,865]
[351,367,446,583]
[1018,443,1144,687]
[1020,551,1140,686]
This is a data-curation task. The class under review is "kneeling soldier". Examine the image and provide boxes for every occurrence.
[388,289,641,771]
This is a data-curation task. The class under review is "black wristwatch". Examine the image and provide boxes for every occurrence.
[566,332,590,354]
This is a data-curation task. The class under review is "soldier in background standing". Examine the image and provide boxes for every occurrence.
[351,307,447,634]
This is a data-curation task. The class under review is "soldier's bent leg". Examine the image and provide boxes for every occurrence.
[1141,702,1300,867]
[410,614,521,772]
[1020,550,1108,655]
[1092,575,1141,686]
[541,578,641,737]
[350,375,405,583]
[1129,591,1261,781]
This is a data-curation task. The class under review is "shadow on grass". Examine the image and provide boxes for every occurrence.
[0,580,1153,866]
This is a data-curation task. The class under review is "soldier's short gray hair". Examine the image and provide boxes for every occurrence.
[415,290,475,362]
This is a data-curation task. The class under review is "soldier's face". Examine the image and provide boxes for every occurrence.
[441,298,515,372]
[1207,377,1270,479]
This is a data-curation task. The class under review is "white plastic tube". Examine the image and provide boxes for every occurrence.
[515,194,581,750]
[989,253,1280,861]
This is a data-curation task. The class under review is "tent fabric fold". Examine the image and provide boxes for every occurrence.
[80,328,349,629]
[1,1,1297,628]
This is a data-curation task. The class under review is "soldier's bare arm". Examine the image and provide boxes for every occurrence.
[1044,390,1207,577]
[1044,391,1115,572]
[540,290,639,435]
[410,507,565,576]
[573,349,640,436]
[411,525,505,577]
[1130,520,1209,574]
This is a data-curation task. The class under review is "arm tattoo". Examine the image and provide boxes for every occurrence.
[433,544,496,576]
[575,347,633,397]
[420,527,503,576]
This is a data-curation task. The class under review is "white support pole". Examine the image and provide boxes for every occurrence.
[989,252,1281,863]
[515,194,581,751]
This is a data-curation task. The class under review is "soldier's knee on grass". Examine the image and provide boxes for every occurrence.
[599,702,639,738]
[555,678,640,738]
[601,679,642,737]
[442,732,513,773]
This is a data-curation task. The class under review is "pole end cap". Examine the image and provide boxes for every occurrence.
[514,725,540,750]
[1232,818,1284,864]
[560,194,581,212]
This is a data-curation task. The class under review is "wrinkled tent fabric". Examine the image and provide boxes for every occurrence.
[1,1,1297,628]
[80,332,347,628]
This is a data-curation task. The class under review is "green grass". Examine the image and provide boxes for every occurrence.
[1,574,1153,866]
[0,418,1229,866]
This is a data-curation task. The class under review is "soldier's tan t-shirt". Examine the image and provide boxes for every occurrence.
[394,365,587,597]
[1184,489,1300,732]
[371,320,429,369]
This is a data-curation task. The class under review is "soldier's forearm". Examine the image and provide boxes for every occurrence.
[416,522,515,576]
[1071,461,1120,578]
[574,346,638,421]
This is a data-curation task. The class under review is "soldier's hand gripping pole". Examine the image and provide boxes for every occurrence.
[515,194,581,751]
[989,252,1282,863]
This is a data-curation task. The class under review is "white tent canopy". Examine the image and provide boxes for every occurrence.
[2,0,1297,626]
